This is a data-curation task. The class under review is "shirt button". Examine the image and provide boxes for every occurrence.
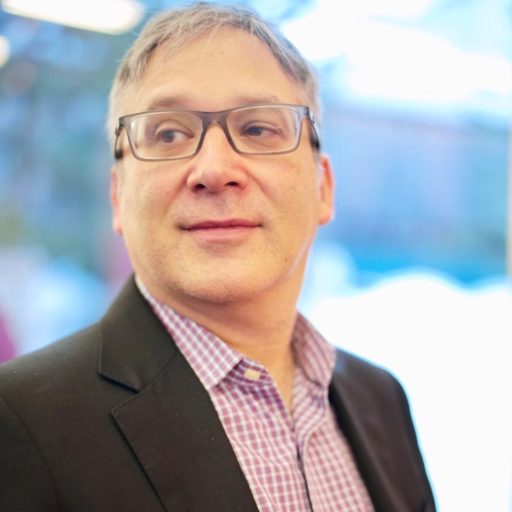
[244,368,261,381]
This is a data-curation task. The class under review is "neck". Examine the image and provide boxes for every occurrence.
[198,298,299,410]
[153,280,302,409]
[174,287,298,365]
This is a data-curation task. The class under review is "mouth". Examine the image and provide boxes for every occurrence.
[182,219,261,231]
[180,218,262,244]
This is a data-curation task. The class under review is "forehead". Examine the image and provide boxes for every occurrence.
[128,27,306,113]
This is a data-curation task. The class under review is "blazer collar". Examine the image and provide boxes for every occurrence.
[98,277,176,391]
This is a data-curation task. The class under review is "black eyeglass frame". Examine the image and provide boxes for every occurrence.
[114,103,321,162]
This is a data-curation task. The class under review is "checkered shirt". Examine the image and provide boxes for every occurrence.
[138,280,374,512]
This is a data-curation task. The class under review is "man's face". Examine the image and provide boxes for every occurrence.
[111,27,334,312]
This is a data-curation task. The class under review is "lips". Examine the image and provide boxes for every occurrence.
[183,219,261,230]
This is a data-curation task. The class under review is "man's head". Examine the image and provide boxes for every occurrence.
[109,2,334,315]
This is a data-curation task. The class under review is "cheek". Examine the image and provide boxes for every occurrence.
[259,160,321,227]
[257,158,310,199]
[122,168,176,216]
[275,185,322,251]
[285,163,323,213]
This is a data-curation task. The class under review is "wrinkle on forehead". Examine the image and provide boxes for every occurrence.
[141,93,284,113]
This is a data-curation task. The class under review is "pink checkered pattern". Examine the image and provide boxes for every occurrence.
[138,280,374,512]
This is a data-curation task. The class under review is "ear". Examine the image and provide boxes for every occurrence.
[110,165,123,235]
[317,154,335,226]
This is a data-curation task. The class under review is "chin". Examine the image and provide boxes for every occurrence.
[174,275,270,306]
[160,260,288,307]
[141,249,304,308]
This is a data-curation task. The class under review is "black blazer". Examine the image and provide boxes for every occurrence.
[0,278,435,511]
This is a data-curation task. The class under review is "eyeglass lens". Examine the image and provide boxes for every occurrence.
[126,106,302,160]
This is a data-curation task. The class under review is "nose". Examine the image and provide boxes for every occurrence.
[185,124,249,193]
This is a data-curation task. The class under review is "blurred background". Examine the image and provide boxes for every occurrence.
[0,0,511,509]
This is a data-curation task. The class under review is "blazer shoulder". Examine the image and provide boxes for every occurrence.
[331,348,421,442]
[0,323,100,397]
[332,347,402,390]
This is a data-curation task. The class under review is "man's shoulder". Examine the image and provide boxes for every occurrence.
[0,277,143,393]
[333,347,394,380]
[0,323,100,395]
[331,347,404,399]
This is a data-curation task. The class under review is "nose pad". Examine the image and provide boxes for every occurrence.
[185,125,248,193]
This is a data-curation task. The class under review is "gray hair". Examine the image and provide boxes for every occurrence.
[106,1,320,150]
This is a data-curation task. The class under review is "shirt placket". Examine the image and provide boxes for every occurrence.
[228,360,312,512]
[292,369,330,512]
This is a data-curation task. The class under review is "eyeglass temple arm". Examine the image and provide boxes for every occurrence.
[308,114,321,151]
[114,125,124,160]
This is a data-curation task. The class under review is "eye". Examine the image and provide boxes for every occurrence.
[154,123,193,144]
[242,123,279,138]
[157,129,184,144]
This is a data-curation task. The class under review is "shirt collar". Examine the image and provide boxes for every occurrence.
[292,314,335,389]
[135,276,335,392]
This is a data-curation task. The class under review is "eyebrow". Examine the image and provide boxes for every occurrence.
[144,94,285,112]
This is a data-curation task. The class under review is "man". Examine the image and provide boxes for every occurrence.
[0,3,435,511]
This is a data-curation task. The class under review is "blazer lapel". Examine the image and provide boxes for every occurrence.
[98,278,258,512]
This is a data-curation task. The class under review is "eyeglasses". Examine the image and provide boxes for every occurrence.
[114,104,320,161]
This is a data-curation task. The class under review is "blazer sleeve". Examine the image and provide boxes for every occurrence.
[0,396,62,511]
